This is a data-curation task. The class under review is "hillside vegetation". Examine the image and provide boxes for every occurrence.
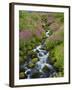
[19,11,64,78]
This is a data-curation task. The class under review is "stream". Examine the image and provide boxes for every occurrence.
[20,30,57,79]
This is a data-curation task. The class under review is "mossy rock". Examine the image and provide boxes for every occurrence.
[42,65,49,72]
[19,72,26,79]
[28,50,37,58]
[28,63,35,68]
[32,58,38,64]
[32,54,37,58]
[31,72,42,78]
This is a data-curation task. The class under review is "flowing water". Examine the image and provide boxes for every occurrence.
[20,30,57,79]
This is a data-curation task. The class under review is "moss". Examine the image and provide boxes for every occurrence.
[32,58,39,64]
[19,72,26,79]
[31,72,42,78]
[28,63,35,68]
[42,66,49,72]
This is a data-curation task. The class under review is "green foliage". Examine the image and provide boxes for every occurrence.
[53,43,64,69]
[33,34,41,43]
[45,39,62,51]
[45,40,56,50]
[19,38,38,65]
[49,43,64,77]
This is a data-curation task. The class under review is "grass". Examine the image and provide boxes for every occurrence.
[50,43,64,77]
[45,26,64,50]
[53,13,64,23]
[52,43,64,68]
[19,11,43,31]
